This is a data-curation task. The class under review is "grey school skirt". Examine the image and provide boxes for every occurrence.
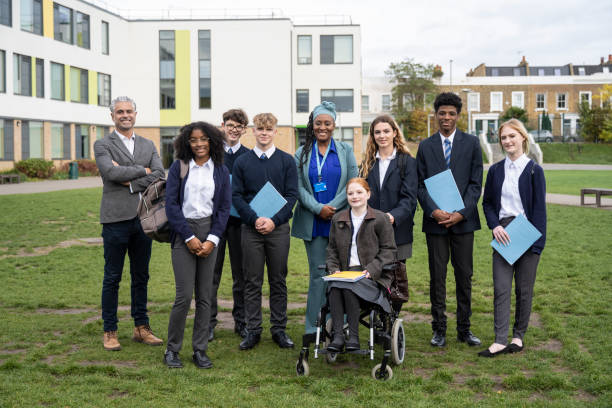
[327,266,392,314]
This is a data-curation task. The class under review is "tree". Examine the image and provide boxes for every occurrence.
[385,59,439,138]
[579,84,612,143]
[500,107,528,126]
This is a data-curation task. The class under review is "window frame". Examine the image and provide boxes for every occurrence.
[579,91,592,108]
[297,35,312,65]
[74,10,90,49]
[556,93,567,110]
[511,91,524,109]
[321,89,354,112]
[381,94,391,111]
[198,30,211,109]
[13,53,32,96]
[53,2,73,44]
[20,0,43,35]
[101,21,109,55]
[467,92,480,111]
[159,30,176,110]
[69,65,88,104]
[296,89,309,113]
[490,91,503,112]
[97,72,111,107]
[35,57,43,98]
[535,93,546,111]
[361,95,369,112]
[0,50,5,93]
[0,0,12,27]
[320,34,353,64]
[50,61,64,100]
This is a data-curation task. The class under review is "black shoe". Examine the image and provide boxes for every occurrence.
[163,350,183,368]
[192,350,213,369]
[345,336,360,352]
[506,343,524,353]
[430,331,446,347]
[327,334,344,352]
[208,327,214,342]
[457,331,482,346]
[234,323,248,338]
[272,331,294,349]
[239,332,261,350]
[478,347,507,358]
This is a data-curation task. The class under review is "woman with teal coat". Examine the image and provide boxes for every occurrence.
[292,101,359,335]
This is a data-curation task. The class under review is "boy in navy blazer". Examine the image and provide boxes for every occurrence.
[416,92,483,348]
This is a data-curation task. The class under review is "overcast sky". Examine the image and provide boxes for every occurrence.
[102,0,611,79]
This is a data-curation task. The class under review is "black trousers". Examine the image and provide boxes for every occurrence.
[426,232,474,334]
[210,221,246,329]
[241,223,290,335]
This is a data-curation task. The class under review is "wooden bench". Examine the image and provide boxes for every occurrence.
[580,188,612,207]
[0,174,22,184]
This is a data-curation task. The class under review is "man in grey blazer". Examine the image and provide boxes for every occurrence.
[94,96,165,351]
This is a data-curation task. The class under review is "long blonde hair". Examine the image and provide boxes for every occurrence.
[498,118,530,155]
[360,115,412,178]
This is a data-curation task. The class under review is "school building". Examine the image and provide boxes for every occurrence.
[0,0,363,171]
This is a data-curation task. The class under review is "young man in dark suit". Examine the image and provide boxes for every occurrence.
[209,109,250,341]
[416,92,483,348]
[232,113,298,350]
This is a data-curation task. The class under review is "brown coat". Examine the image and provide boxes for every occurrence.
[326,206,397,288]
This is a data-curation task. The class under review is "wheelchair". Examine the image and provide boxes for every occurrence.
[295,271,406,381]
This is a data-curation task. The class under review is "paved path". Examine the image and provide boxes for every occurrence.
[547,192,612,209]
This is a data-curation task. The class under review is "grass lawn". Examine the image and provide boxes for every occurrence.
[540,143,612,164]
[1,188,611,407]
[544,170,612,196]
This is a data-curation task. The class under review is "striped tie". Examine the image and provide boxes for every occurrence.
[444,138,451,168]
[260,153,267,160]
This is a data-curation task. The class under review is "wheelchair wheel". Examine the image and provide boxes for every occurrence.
[296,359,309,376]
[391,318,405,365]
[324,320,338,363]
[371,363,393,381]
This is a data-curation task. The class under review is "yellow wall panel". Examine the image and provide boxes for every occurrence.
[43,0,53,38]
[160,30,191,127]
[89,70,97,105]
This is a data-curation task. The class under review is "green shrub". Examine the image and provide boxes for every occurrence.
[14,158,55,178]
[58,159,99,176]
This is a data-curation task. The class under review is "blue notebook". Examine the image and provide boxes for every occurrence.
[249,181,287,219]
[229,175,239,218]
[491,214,542,265]
[424,169,465,213]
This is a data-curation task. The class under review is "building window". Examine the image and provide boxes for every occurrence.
[101,21,109,55]
[320,35,353,64]
[70,66,88,103]
[579,91,591,108]
[554,68,561,76]
[557,93,567,110]
[50,62,64,100]
[0,118,4,159]
[333,127,354,148]
[75,124,89,159]
[490,92,503,111]
[35,58,43,98]
[159,30,175,109]
[198,30,211,109]
[297,35,311,64]
[513,68,520,76]
[21,0,43,35]
[28,121,44,158]
[75,11,89,49]
[96,126,108,140]
[536,93,546,110]
[578,67,585,76]
[491,68,499,76]
[511,91,524,109]
[381,94,391,111]
[97,73,111,107]
[362,122,369,135]
[53,3,73,44]
[0,50,5,93]
[321,89,353,112]
[467,93,480,111]
[361,95,369,111]
[538,68,545,76]
[50,122,63,158]
[296,89,309,113]
[160,127,179,168]
[13,53,32,96]
[0,0,11,26]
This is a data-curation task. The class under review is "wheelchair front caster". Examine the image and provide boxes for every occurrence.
[371,363,393,380]
[296,359,310,376]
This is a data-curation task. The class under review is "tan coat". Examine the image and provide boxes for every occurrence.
[326,206,397,288]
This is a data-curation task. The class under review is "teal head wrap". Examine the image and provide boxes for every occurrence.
[312,101,337,121]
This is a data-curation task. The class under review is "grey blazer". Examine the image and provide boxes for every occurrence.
[94,132,164,224]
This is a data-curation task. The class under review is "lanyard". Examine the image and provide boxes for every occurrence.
[315,141,332,181]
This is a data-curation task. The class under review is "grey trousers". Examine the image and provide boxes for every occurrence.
[304,236,329,334]
[241,223,290,335]
[492,250,540,344]
[167,217,218,353]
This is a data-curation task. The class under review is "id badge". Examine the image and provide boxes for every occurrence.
[313,182,327,193]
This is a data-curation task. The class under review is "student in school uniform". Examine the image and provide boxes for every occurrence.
[232,113,299,350]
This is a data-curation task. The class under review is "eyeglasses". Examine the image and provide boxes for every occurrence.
[225,124,246,132]
[189,137,210,144]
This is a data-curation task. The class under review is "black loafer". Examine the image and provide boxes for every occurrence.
[163,350,183,368]
[506,343,524,353]
[272,331,294,349]
[239,333,261,350]
[478,347,507,358]
[208,327,214,342]
[430,331,446,347]
[192,350,213,369]
[457,331,481,346]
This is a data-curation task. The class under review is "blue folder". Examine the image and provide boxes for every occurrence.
[229,175,239,217]
[491,214,542,265]
[249,181,287,219]
[424,169,465,213]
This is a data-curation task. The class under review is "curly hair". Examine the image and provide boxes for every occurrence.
[173,121,225,166]
[359,115,412,178]
[434,92,462,114]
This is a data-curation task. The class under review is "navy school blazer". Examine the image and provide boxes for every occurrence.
[416,130,483,234]
[366,153,418,245]
[165,159,231,248]
[482,158,547,254]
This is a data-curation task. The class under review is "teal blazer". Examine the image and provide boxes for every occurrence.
[291,140,359,241]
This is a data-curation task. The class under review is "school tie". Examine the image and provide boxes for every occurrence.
[227,149,233,156]
[260,153,267,160]
[444,138,451,168]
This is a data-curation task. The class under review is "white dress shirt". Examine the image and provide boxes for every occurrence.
[252,145,276,159]
[182,158,220,245]
[349,210,366,267]
[115,130,135,156]
[499,154,530,219]
[439,129,456,156]
[376,148,397,189]
[224,142,242,154]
